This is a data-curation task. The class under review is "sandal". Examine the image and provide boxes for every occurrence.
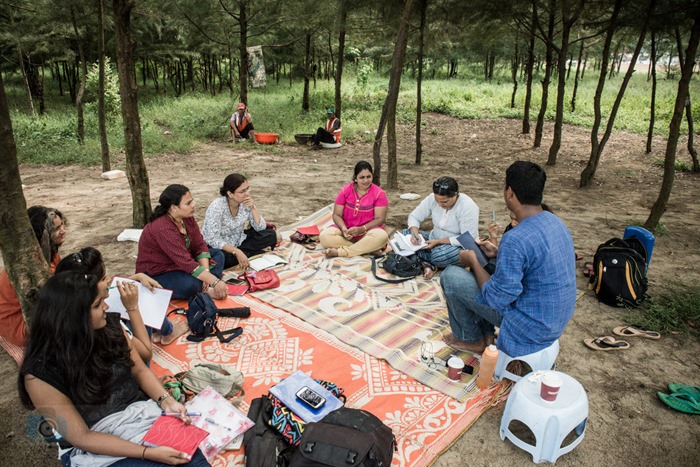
[658,391,700,414]
[583,336,630,351]
[612,325,661,340]
[582,261,595,278]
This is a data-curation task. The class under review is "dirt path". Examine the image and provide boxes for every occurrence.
[1,115,699,465]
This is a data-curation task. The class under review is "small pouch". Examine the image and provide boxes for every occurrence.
[239,269,280,292]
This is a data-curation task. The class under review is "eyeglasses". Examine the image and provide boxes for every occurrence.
[433,181,455,196]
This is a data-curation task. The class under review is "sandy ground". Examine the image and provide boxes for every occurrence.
[1,114,699,465]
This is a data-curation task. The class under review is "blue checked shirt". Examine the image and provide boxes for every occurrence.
[476,211,576,357]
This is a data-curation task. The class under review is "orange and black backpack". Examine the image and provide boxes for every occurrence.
[591,237,648,307]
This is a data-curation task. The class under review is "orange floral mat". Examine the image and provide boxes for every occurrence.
[153,296,508,467]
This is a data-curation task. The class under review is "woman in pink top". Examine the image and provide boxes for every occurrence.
[320,161,389,258]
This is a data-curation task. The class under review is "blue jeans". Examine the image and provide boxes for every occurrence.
[401,229,462,268]
[440,265,503,343]
[150,248,225,300]
[61,448,210,466]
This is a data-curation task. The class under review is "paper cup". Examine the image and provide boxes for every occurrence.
[447,356,464,381]
[540,372,563,402]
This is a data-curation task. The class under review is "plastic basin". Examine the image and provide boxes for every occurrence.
[294,134,314,144]
[255,132,279,144]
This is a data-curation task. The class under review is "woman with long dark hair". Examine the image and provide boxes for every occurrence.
[19,272,209,466]
[319,161,389,258]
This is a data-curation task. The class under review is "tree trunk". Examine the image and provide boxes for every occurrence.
[645,16,700,228]
[0,72,52,327]
[335,0,348,119]
[547,0,584,166]
[523,3,536,134]
[98,0,110,172]
[415,0,427,165]
[646,30,657,154]
[70,5,87,144]
[581,0,650,187]
[372,0,414,186]
[238,3,249,104]
[387,110,398,188]
[674,27,699,171]
[113,0,152,227]
[302,33,311,112]
[534,0,555,148]
[510,32,520,108]
[570,38,584,112]
[18,50,35,117]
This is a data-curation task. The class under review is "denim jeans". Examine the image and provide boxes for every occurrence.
[440,265,503,343]
[150,248,225,300]
[61,448,210,466]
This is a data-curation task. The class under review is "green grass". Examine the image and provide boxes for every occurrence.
[624,286,700,335]
[5,66,699,166]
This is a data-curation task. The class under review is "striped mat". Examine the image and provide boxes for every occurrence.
[254,205,497,402]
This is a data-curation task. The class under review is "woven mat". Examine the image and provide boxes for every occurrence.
[153,297,508,467]
[254,205,498,402]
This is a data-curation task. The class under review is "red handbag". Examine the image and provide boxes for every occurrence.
[239,269,280,292]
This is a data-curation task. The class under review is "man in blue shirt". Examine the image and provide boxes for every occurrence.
[440,161,576,357]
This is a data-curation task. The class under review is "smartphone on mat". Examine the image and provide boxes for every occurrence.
[296,386,326,409]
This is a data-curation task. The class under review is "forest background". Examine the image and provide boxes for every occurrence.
[0,0,699,464]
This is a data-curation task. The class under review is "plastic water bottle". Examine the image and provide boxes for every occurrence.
[476,344,499,389]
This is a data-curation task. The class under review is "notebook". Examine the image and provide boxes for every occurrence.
[248,254,288,271]
[456,232,489,267]
[389,232,426,257]
[296,225,320,236]
[269,370,344,423]
[142,416,209,457]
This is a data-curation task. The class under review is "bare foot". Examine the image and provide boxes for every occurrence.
[325,248,339,258]
[160,321,190,346]
[443,333,486,353]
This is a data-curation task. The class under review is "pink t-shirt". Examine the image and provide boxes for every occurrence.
[334,182,388,230]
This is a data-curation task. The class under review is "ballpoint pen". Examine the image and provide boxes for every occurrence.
[161,412,202,417]
[204,417,233,431]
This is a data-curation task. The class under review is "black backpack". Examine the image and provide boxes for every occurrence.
[186,293,243,343]
[290,407,396,467]
[244,397,296,467]
[591,237,648,307]
[371,253,422,284]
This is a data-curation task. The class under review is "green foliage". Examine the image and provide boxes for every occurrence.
[624,286,700,335]
[652,158,694,173]
[355,61,372,89]
[85,58,121,119]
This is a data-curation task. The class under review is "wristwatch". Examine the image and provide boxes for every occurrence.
[157,392,173,408]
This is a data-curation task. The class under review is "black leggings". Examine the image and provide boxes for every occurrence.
[310,127,336,145]
[220,228,277,269]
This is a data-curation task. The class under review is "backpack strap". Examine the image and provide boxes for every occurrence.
[371,257,413,284]
[214,325,243,343]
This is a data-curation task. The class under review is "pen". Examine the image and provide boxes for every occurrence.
[492,210,497,223]
[161,412,202,417]
[205,417,232,431]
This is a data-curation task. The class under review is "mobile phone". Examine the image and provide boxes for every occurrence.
[296,386,326,409]
[492,210,497,223]
[225,277,245,285]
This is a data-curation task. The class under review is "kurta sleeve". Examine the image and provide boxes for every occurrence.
[407,194,434,229]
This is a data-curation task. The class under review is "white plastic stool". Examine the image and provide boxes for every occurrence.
[495,339,559,382]
[500,371,588,463]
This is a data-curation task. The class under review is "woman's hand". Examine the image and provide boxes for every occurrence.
[241,196,255,209]
[212,280,228,300]
[117,281,139,311]
[235,249,250,269]
[346,226,365,237]
[409,230,422,245]
[159,397,191,423]
[341,226,352,239]
[423,239,443,250]
[131,273,162,292]
[145,446,193,465]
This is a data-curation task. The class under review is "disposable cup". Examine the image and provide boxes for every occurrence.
[540,372,563,402]
[447,356,464,381]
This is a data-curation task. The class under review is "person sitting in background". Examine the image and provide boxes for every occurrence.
[230,102,255,142]
[19,272,210,466]
[404,176,480,279]
[310,108,342,147]
[0,206,66,347]
[136,184,227,301]
[320,161,389,258]
[202,173,278,270]
[56,247,155,361]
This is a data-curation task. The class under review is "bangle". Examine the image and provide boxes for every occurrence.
[141,446,147,460]
[126,305,138,312]
[157,392,173,408]
[363,225,368,233]
[211,279,220,288]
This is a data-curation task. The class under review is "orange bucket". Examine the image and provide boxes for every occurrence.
[254,132,279,144]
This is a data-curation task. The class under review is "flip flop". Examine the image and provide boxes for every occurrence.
[575,252,584,261]
[582,261,595,278]
[583,336,631,351]
[658,391,700,414]
[612,325,661,340]
[668,383,700,402]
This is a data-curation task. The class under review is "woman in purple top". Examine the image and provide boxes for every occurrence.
[320,161,389,258]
